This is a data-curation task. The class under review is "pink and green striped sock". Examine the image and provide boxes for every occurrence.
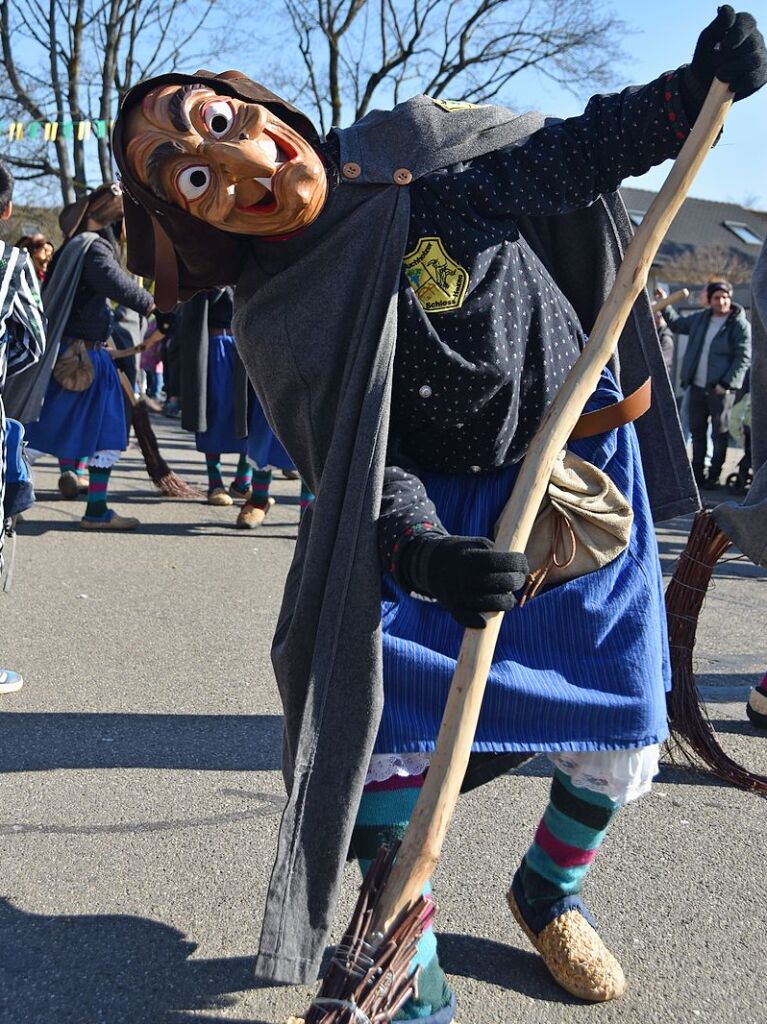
[85,466,111,519]
[232,454,253,493]
[251,469,272,509]
[59,458,89,477]
[205,454,224,495]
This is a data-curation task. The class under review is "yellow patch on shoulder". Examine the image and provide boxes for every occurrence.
[429,98,479,112]
[403,236,469,313]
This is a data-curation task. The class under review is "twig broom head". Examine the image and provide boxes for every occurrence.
[301,845,431,1024]
[665,510,767,793]
[129,401,204,499]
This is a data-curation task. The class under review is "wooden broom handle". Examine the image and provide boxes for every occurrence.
[372,77,734,932]
[651,287,689,312]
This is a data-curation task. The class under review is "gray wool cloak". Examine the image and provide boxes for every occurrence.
[713,241,767,564]
[231,95,699,984]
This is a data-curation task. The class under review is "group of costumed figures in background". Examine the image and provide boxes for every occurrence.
[3,184,313,532]
[0,5,766,1022]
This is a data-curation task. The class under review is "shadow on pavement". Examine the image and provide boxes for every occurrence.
[0,898,269,1024]
[708,717,767,737]
[0,713,282,773]
[437,931,582,1004]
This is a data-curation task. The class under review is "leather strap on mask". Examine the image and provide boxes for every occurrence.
[151,216,180,311]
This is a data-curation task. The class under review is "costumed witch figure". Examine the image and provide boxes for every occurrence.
[174,285,256,510]
[113,6,766,1018]
[174,285,313,526]
[9,184,155,530]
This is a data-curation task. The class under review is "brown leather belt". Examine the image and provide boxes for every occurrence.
[570,377,652,440]
[209,327,231,337]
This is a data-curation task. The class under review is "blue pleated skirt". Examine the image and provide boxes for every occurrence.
[195,333,247,454]
[24,345,128,459]
[247,398,295,471]
[376,374,671,755]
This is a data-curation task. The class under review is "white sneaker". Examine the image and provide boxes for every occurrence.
[0,669,23,693]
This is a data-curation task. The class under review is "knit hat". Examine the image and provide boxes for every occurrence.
[707,280,733,301]
[112,70,320,309]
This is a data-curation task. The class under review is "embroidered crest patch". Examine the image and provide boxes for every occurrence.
[403,236,469,313]
[429,98,479,112]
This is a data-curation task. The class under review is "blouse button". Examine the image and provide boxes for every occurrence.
[393,167,413,185]
[469,465,481,474]
[342,162,362,179]
[418,384,433,398]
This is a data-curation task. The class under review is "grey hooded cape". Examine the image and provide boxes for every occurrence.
[713,241,767,564]
[230,95,699,983]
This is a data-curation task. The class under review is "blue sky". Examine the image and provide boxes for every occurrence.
[496,1,767,207]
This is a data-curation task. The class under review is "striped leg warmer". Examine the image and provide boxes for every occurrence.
[85,466,111,519]
[204,454,224,495]
[251,469,272,509]
[350,775,453,1021]
[232,453,253,494]
[517,769,619,933]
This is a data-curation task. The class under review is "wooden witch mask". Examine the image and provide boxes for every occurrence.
[112,72,325,306]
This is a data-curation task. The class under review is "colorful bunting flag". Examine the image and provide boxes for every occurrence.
[6,119,114,143]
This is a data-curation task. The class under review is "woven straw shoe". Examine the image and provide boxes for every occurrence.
[80,510,140,531]
[58,470,82,499]
[236,497,275,529]
[507,887,626,1002]
[207,487,233,507]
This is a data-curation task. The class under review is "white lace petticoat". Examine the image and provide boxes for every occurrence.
[366,744,660,805]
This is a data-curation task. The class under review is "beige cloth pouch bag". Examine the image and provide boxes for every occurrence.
[53,339,95,392]
[508,448,634,603]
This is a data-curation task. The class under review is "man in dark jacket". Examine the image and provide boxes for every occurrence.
[661,280,751,487]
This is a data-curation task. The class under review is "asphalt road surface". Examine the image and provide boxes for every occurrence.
[1,416,764,1024]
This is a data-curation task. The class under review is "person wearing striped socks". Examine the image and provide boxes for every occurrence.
[22,183,153,531]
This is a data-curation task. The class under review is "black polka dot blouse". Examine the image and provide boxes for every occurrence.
[379,70,691,578]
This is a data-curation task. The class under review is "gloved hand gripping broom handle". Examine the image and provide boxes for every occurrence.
[372,77,734,934]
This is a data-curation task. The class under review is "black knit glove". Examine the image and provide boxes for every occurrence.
[680,6,767,118]
[399,533,529,630]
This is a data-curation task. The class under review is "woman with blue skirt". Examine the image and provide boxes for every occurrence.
[24,185,154,530]
[177,287,255,506]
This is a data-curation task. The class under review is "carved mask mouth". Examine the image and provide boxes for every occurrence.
[235,131,297,213]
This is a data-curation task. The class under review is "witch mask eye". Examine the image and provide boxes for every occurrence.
[176,164,211,201]
[202,100,235,138]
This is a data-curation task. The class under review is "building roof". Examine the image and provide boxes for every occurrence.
[620,187,767,258]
